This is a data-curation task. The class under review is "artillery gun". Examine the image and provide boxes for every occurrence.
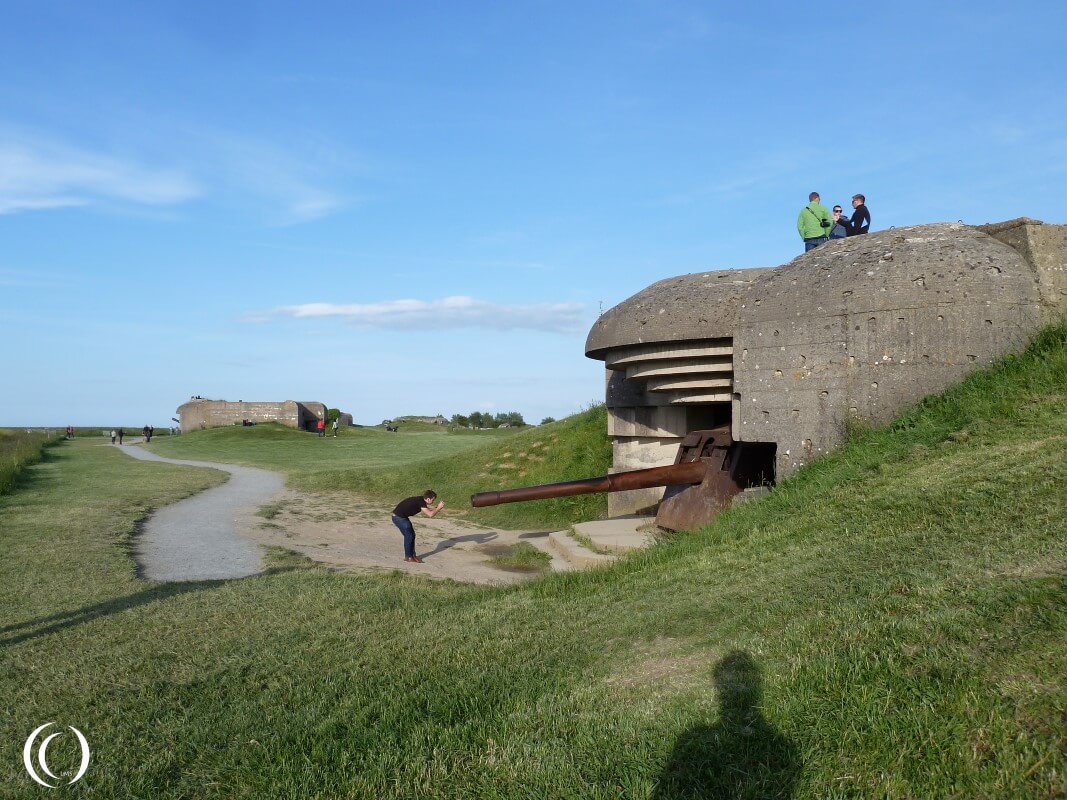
[471,425,774,531]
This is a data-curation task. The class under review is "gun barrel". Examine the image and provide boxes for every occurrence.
[470,461,706,508]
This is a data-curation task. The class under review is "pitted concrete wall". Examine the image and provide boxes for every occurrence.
[177,399,326,432]
[587,219,1065,505]
[731,223,1044,476]
[978,218,1067,320]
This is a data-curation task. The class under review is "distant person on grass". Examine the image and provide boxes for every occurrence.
[797,191,832,252]
[110,429,117,444]
[332,418,339,437]
[391,490,445,563]
[117,428,124,445]
[317,418,326,437]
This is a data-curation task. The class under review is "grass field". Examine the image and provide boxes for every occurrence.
[313,405,612,529]
[143,409,612,529]
[1,324,1064,798]
[144,422,517,479]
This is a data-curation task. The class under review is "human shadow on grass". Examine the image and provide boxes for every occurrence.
[1,568,295,647]
[419,532,497,559]
[654,651,800,800]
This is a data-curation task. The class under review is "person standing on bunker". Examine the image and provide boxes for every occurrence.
[797,191,833,252]
[848,193,871,236]
[829,204,851,239]
[391,490,445,563]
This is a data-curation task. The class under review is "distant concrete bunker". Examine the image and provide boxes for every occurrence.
[586,219,1066,516]
[177,399,327,433]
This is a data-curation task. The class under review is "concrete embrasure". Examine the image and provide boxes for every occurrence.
[117,441,281,581]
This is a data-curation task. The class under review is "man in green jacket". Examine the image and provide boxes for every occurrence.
[797,192,833,252]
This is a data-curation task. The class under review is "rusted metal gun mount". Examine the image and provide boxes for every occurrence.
[470,425,769,531]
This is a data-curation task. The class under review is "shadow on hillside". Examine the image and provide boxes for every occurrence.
[654,651,799,800]
[1,567,295,647]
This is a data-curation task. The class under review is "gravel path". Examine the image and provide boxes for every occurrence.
[116,441,282,581]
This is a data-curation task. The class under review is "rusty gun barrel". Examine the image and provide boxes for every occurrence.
[470,460,707,508]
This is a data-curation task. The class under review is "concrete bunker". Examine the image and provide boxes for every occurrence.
[585,218,1066,518]
[176,398,328,433]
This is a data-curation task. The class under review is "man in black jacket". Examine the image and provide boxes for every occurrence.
[391,490,445,563]
[849,194,871,236]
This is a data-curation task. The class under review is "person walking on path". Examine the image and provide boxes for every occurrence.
[332,418,339,437]
[797,192,833,252]
[117,428,125,445]
[110,429,117,444]
[391,490,445,563]
[848,193,871,235]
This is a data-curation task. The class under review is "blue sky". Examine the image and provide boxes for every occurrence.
[2,1,1065,426]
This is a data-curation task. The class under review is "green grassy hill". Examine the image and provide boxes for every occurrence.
[143,421,518,480]
[143,408,612,530]
[1,324,1063,798]
[329,404,612,529]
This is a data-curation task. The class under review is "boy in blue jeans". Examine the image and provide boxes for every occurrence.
[391,490,445,563]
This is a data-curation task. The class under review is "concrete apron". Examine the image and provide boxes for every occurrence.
[115,440,281,581]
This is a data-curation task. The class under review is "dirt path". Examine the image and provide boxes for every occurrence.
[246,490,562,584]
[116,442,561,585]
[117,441,279,581]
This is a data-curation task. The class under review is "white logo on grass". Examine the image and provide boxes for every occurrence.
[23,723,90,788]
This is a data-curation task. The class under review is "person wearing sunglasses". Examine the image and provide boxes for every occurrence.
[829,205,851,239]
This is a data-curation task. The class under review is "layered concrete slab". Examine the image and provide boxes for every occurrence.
[548,530,617,568]
[573,516,656,553]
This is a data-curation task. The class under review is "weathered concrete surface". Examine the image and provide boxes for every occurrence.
[117,442,280,581]
[548,530,616,568]
[978,217,1067,319]
[587,269,772,356]
[587,219,1066,514]
[573,516,656,553]
[732,222,1049,476]
[177,399,326,433]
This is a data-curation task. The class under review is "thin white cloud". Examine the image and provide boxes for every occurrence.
[185,129,354,224]
[0,135,200,215]
[262,296,586,334]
